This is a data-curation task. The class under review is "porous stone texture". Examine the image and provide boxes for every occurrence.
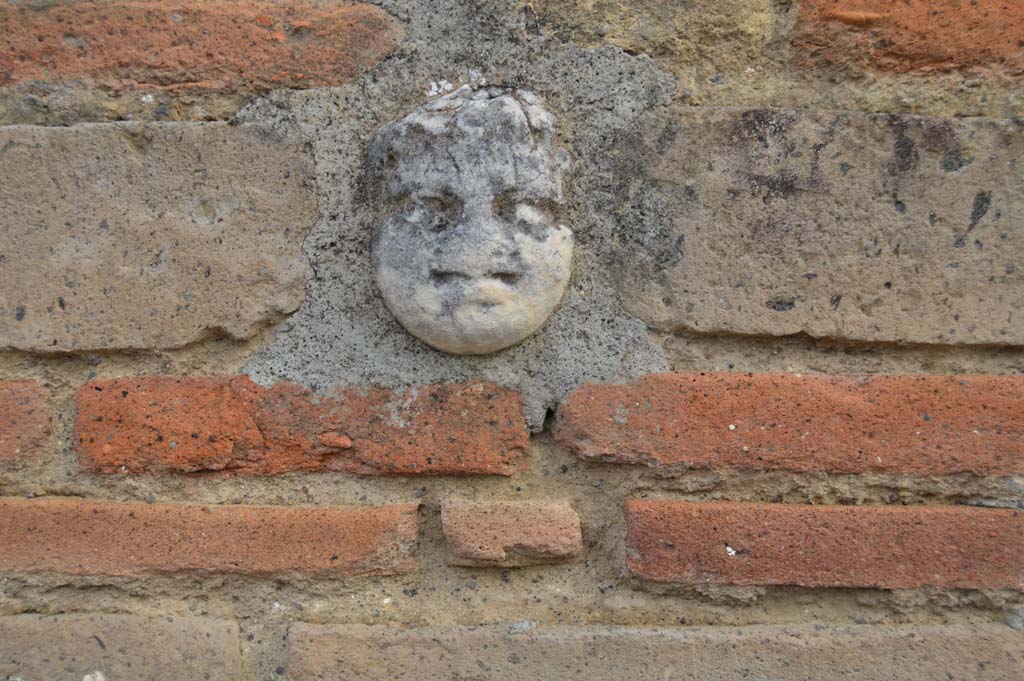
[613,107,1024,345]
[441,498,582,566]
[0,122,315,352]
[286,623,1024,680]
[0,380,50,464]
[530,0,776,97]
[0,497,419,576]
[369,86,572,355]
[240,0,676,429]
[0,1,401,92]
[75,376,528,476]
[556,373,1024,476]
[0,614,243,680]
[796,0,1024,74]
[529,1,1023,118]
[625,500,1024,589]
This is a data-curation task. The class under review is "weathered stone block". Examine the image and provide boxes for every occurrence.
[0,122,315,351]
[287,623,1024,680]
[529,0,775,80]
[613,108,1024,345]
[0,614,243,681]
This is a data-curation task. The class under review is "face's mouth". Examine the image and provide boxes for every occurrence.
[427,269,524,312]
[429,269,523,287]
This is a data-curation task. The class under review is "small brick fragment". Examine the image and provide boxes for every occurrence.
[0,380,50,464]
[555,373,1024,477]
[625,499,1024,589]
[0,497,418,576]
[75,376,528,476]
[0,1,401,92]
[795,1,1024,73]
[441,499,583,567]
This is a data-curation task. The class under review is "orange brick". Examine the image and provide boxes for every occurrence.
[625,499,1024,589]
[441,499,583,567]
[0,497,418,576]
[796,0,1024,73]
[555,373,1024,477]
[75,376,528,476]
[0,1,401,92]
[0,380,50,465]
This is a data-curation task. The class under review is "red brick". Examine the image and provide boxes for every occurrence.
[441,499,583,567]
[795,0,1024,74]
[555,373,1024,477]
[0,1,401,92]
[75,376,528,476]
[625,499,1024,589]
[0,380,50,464]
[0,497,418,576]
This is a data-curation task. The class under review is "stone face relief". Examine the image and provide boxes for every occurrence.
[368,86,573,354]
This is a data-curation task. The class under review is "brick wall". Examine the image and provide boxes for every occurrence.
[1,1,1022,679]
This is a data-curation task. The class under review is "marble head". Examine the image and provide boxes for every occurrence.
[368,86,572,354]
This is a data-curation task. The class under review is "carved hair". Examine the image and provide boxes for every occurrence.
[367,85,569,207]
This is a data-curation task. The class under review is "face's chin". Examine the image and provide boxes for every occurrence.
[375,269,566,354]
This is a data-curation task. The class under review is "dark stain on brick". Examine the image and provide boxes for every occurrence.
[735,109,795,150]
[967,191,991,231]
[765,298,796,312]
[748,173,799,198]
[889,123,918,174]
[941,148,973,173]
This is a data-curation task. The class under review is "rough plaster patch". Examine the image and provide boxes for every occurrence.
[241,0,675,428]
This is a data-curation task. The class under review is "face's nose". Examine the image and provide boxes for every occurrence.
[433,197,522,282]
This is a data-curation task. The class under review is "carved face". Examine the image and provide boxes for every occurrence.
[369,87,572,355]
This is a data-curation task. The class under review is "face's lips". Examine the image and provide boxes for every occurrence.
[429,269,523,289]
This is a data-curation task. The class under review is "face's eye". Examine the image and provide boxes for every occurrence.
[493,192,560,236]
[404,194,461,233]
[513,202,548,228]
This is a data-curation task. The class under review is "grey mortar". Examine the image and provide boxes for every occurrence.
[240,0,676,428]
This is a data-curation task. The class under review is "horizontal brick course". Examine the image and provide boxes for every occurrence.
[441,498,583,567]
[0,614,243,680]
[75,376,528,476]
[0,380,50,464]
[556,373,1024,476]
[0,1,401,92]
[287,623,1024,680]
[796,0,1024,73]
[0,497,418,576]
[625,499,1024,589]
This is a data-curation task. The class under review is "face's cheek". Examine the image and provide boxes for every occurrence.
[374,215,446,320]
[510,224,573,301]
[376,214,439,281]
